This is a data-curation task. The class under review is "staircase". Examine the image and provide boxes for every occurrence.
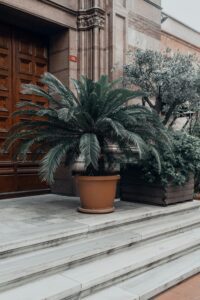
[1,199,200,300]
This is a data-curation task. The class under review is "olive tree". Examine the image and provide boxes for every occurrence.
[123,49,200,127]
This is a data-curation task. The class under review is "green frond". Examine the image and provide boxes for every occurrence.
[16,101,44,109]
[111,110,137,127]
[96,118,124,136]
[150,146,162,173]
[39,142,77,184]
[101,89,144,116]
[2,130,36,152]
[36,109,58,118]
[57,108,74,122]
[13,139,35,161]
[79,133,101,169]
[13,108,57,118]
[21,83,63,108]
[98,75,121,92]
[3,72,168,179]
[40,72,78,107]
[72,76,95,106]
[120,129,148,159]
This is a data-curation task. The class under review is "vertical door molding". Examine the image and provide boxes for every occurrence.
[77,4,106,80]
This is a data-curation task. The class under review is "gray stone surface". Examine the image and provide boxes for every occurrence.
[1,227,200,299]
[0,195,200,299]
[62,227,200,293]
[0,209,200,291]
[1,194,199,253]
[84,249,200,300]
[0,274,80,300]
[84,287,138,300]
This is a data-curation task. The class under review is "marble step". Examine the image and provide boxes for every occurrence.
[0,210,200,291]
[1,200,199,258]
[84,248,200,300]
[1,223,200,298]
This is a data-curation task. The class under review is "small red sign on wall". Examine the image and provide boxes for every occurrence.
[69,55,77,62]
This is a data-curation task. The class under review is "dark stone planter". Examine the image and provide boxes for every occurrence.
[120,166,194,206]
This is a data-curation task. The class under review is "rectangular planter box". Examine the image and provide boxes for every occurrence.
[120,167,194,206]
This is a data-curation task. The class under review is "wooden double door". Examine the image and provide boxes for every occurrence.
[0,23,49,197]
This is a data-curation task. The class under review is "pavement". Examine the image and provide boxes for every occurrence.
[154,274,200,300]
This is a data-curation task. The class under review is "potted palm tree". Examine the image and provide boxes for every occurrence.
[2,73,168,213]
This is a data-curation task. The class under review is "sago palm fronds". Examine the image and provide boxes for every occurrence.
[1,73,170,184]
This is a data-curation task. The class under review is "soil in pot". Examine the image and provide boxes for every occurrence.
[76,175,120,214]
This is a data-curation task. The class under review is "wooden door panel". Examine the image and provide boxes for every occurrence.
[0,51,9,70]
[0,24,12,163]
[16,162,47,190]
[0,175,15,192]
[0,23,49,196]
[14,28,49,193]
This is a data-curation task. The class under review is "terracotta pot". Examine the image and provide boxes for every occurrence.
[195,193,200,200]
[76,175,120,214]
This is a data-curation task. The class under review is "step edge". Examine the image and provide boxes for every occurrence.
[1,233,200,296]
[1,202,199,257]
[83,258,200,300]
[74,243,200,299]
[2,248,200,300]
[1,217,200,290]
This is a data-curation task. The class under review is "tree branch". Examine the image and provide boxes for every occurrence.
[169,116,177,128]
[163,103,177,125]
[182,118,190,131]
[142,96,154,109]
[154,86,162,114]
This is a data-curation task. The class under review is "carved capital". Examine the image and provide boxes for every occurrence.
[77,8,105,30]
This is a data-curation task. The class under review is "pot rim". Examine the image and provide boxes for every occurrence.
[76,175,120,181]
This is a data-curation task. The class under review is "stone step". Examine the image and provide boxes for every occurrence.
[0,210,199,292]
[84,248,200,300]
[1,222,200,298]
[1,200,199,258]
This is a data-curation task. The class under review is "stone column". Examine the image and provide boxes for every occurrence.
[77,4,106,80]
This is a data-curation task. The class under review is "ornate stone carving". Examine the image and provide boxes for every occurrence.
[77,8,105,30]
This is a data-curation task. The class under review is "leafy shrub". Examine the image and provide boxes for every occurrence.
[130,131,200,187]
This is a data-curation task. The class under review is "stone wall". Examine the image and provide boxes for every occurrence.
[0,0,77,28]
[127,0,161,52]
[161,13,200,56]
[161,31,200,57]
[107,0,162,78]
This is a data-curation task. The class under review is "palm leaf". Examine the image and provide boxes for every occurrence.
[41,72,79,107]
[21,84,63,108]
[16,101,44,110]
[3,72,169,180]
[79,133,101,169]
[39,142,77,184]
[101,89,144,116]
[150,146,162,173]
[57,108,74,122]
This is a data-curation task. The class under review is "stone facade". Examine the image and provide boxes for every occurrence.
[161,13,200,56]
[0,0,163,85]
[0,0,198,99]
